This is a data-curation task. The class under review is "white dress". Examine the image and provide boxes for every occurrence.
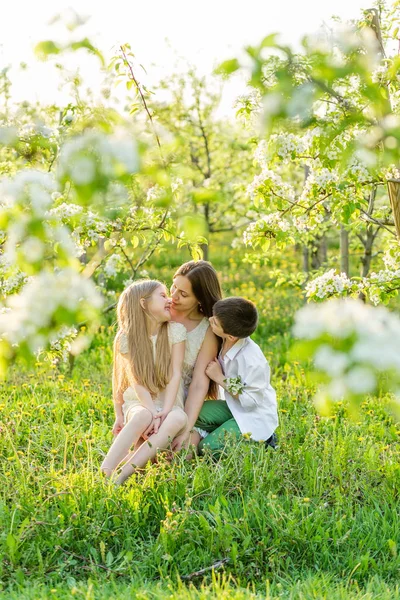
[119,321,187,423]
[179,317,210,403]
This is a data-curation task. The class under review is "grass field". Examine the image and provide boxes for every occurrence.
[1,259,399,599]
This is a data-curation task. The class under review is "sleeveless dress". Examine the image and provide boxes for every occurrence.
[119,321,187,423]
[179,317,210,404]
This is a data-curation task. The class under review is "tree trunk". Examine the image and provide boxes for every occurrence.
[302,245,309,273]
[340,225,349,275]
[319,234,327,264]
[310,234,327,269]
[201,202,210,261]
[388,180,400,240]
[360,225,375,279]
[201,242,209,261]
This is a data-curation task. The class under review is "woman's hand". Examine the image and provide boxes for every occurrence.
[112,415,124,437]
[171,429,191,451]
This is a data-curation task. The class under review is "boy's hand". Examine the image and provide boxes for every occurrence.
[205,358,224,384]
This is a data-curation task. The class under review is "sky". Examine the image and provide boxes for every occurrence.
[0,0,375,116]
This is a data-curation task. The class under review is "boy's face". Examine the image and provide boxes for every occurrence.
[209,315,225,337]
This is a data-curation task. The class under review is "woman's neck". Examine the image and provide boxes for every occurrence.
[170,307,203,323]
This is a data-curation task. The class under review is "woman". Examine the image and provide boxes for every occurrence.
[169,260,223,451]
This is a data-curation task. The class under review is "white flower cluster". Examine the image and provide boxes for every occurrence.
[0,258,28,298]
[371,65,389,84]
[382,246,400,271]
[361,268,400,305]
[293,298,400,402]
[49,203,109,255]
[242,212,291,245]
[0,170,56,216]
[104,253,125,278]
[247,168,296,203]
[50,202,83,220]
[306,269,352,300]
[292,212,324,233]
[307,167,339,187]
[253,140,268,166]
[344,161,371,183]
[0,269,103,353]
[269,129,320,161]
[57,130,138,189]
[19,123,55,140]
[146,184,168,203]
[45,325,79,363]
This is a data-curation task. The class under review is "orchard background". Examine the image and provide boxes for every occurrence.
[1,3,400,599]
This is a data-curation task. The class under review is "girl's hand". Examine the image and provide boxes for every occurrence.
[112,415,124,437]
[142,414,160,439]
[154,409,170,427]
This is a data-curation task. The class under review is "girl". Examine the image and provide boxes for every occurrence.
[101,280,187,484]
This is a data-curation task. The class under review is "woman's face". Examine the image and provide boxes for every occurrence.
[145,285,171,323]
[170,275,199,314]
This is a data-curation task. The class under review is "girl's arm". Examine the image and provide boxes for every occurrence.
[157,340,185,422]
[131,382,158,416]
[112,349,128,436]
[172,328,218,450]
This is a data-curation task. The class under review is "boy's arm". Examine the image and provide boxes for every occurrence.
[207,356,269,411]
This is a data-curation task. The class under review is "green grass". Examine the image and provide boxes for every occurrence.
[0,266,399,599]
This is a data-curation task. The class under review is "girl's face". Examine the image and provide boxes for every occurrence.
[170,275,199,314]
[145,285,171,323]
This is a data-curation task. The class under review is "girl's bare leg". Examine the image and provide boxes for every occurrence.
[100,408,153,477]
[116,410,187,485]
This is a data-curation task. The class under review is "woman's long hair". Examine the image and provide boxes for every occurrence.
[174,260,223,398]
[113,280,171,398]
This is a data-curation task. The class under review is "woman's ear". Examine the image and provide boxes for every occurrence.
[140,298,146,310]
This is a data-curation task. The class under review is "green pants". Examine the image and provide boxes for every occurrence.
[195,400,241,454]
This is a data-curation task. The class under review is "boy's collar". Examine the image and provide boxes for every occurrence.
[225,337,248,361]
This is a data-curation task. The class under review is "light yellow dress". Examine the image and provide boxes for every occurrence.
[118,321,187,424]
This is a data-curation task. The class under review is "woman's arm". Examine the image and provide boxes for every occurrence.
[158,340,185,419]
[172,328,219,450]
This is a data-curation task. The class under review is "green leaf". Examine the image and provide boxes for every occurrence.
[34,41,62,60]
[214,59,240,76]
[69,38,105,67]
[260,33,279,48]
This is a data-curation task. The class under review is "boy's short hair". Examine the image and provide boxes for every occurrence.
[213,297,258,338]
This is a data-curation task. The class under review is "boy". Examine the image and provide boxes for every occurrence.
[193,297,278,455]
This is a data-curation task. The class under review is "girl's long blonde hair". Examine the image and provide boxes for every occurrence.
[113,280,171,398]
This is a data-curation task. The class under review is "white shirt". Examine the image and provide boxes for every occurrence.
[220,337,278,442]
